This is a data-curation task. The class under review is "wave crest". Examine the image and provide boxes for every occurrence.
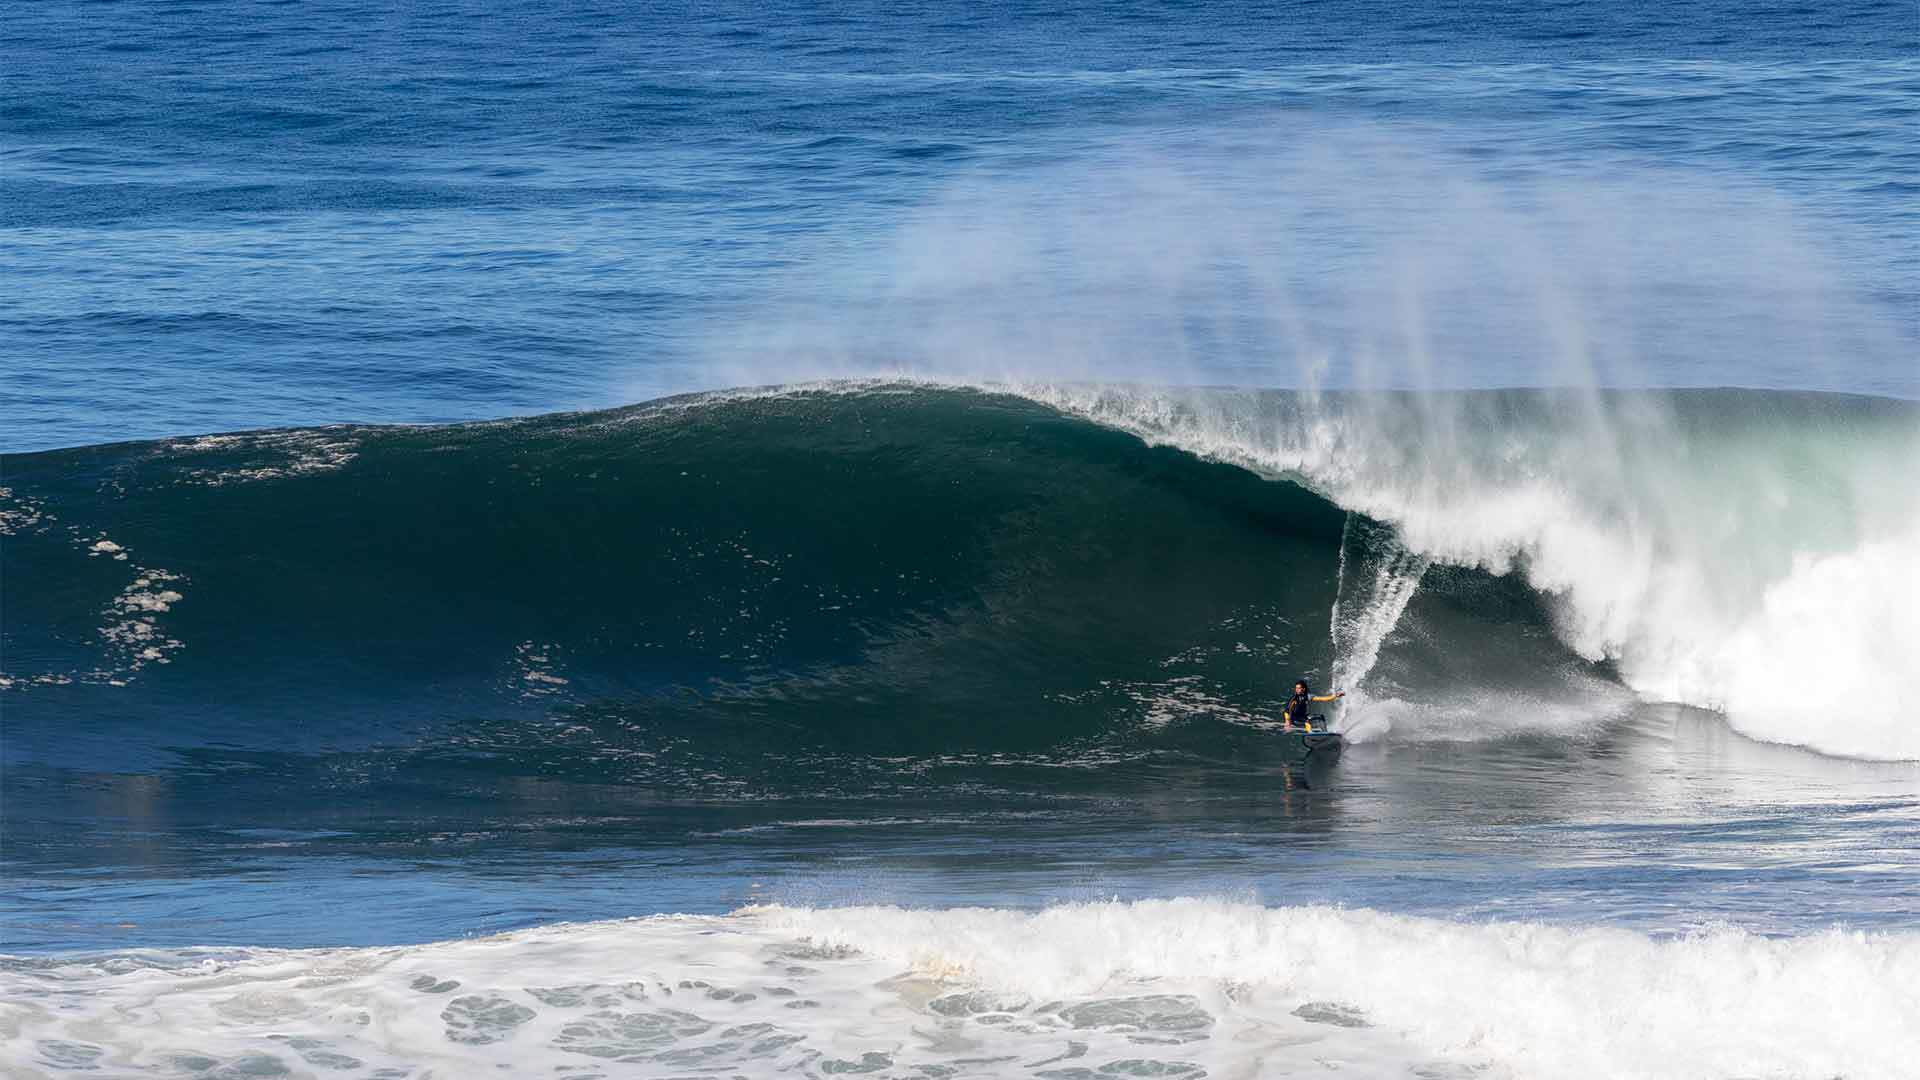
[1001,381,1920,759]
[4,384,1914,766]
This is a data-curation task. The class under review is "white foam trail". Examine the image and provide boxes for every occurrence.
[8,902,1917,1079]
[1328,513,1429,735]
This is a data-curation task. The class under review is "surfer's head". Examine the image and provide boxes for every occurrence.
[1294,680,1310,695]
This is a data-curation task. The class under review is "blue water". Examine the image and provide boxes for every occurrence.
[5,1,1916,452]
[4,6,1920,1077]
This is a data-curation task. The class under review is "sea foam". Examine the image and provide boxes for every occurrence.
[6,900,1916,1079]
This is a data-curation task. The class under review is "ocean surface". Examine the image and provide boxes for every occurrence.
[4,2,1919,1078]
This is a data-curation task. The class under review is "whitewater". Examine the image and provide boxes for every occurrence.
[8,3,1920,1079]
[999,382,1920,761]
[7,381,1919,1080]
[683,121,1920,765]
[9,901,1920,1079]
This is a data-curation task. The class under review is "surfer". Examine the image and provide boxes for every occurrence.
[1283,680,1344,732]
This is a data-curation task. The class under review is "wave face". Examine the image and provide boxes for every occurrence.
[5,900,1917,1080]
[1007,381,1920,759]
[3,383,1916,777]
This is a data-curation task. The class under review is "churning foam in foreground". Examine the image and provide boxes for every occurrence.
[6,900,1918,1079]
[993,382,1920,761]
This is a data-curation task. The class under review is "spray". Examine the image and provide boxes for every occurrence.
[698,120,1920,758]
[1329,512,1430,733]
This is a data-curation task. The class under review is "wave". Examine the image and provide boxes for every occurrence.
[1000,381,1920,759]
[5,899,1915,1079]
[3,382,1915,775]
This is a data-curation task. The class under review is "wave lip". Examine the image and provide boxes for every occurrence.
[4,382,1915,766]
[996,381,1920,760]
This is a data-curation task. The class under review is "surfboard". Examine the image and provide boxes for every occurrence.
[1275,729,1343,762]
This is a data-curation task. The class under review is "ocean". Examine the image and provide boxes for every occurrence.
[3,2,1918,1077]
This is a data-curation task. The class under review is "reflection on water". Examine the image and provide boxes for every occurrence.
[5,705,1918,951]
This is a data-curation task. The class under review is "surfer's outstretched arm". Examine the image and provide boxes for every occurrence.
[1311,691,1346,703]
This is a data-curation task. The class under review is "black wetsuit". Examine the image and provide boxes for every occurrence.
[1284,692,1313,727]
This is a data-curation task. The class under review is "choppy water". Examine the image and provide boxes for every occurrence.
[4,3,1919,1078]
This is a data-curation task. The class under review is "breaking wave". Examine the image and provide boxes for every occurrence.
[3,382,1914,777]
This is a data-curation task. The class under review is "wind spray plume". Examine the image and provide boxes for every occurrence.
[709,119,1909,397]
[703,121,1920,758]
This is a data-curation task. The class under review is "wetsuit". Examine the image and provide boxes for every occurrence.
[1284,691,1339,730]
